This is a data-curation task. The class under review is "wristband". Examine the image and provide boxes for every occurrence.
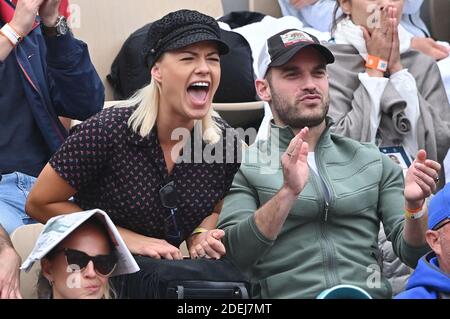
[405,205,423,214]
[405,209,425,220]
[191,227,209,236]
[0,23,24,47]
[404,204,426,220]
[366,55,388,72]
[0,29,15,47]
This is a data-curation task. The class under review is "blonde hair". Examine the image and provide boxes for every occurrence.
[103,281,117,299]
[36,218,118,299]
[116,80,222,144]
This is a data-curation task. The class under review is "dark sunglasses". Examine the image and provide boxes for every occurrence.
[159,180,183,243]
[58,248,118,276]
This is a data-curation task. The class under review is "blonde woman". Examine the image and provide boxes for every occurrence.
[25,10,241,296]
[21,211,139,299]
[36,218,118,299]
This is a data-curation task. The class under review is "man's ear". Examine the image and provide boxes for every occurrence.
[255,79,271,102]
[151,64,162,83]
[425,230,442,256]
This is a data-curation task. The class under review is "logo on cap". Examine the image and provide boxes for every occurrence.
[280,31,314,47]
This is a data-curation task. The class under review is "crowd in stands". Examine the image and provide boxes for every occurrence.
[0,0,449,299]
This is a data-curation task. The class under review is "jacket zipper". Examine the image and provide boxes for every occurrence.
[16,50,66,144]
[314,139,340,288]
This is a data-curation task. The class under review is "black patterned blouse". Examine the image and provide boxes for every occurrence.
[49,107,241,246]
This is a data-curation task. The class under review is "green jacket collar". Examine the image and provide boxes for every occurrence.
[267,117,334,152]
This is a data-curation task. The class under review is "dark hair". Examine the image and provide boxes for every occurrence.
[265,68,273,83]
[331,1,347,36]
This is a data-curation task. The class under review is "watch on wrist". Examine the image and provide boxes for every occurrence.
[41,16,69,37]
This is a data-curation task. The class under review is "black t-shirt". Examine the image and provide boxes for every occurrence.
[49,106,241,246]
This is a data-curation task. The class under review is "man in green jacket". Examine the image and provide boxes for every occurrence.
[217,29,441,299]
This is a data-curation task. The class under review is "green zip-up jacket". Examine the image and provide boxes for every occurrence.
[218,120,430,299]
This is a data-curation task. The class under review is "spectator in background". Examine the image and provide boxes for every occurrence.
[21,211,139,299]
[399,0,429,37]
[401,0,450,61]
[279,0,428,35]
[278,0,450,60]
[36,218,119,299]
[396,183,450,299]
[0,0,104,299]
[0,0,104,233]
[0,225,21,298]
[327,0,450,188]
[278,0,337,32]
[280,0,450,103]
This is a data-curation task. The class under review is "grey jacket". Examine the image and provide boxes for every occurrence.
[326,44,450,187]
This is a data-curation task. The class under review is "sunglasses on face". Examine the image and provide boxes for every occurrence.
[58,248,118,276]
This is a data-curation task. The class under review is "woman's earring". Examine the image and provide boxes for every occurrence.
[49,280,54,287]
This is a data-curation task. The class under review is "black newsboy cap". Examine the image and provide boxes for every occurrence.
[143,9,229,69]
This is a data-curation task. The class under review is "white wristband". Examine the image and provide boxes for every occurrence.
[0,23,23,46]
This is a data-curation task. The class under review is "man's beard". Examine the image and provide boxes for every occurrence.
[271,90,330,129]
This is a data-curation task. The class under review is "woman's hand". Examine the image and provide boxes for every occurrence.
[189,229,226,260]
[411,37,450,61]
[361,6,393,63]
[387,7,403,74]
[9,0,45,36]
[137,238,183,260]
[117,227,183,260]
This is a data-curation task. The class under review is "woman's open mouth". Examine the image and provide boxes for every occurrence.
[187,81,210,107]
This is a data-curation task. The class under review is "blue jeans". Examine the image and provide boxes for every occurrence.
[0,172,37,234]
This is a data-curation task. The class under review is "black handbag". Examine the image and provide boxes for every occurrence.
[111,256,250,299]
[166,280,249,299]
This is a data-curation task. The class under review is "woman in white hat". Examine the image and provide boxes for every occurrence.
[22,211,139,299]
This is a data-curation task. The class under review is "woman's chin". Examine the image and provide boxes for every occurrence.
[185,105,211,120]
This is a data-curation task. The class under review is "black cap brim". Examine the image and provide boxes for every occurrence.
[165,31,229,55]
[269,43,334,68]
